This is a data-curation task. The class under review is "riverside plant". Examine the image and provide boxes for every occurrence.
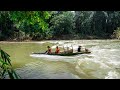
[0,47,20,79]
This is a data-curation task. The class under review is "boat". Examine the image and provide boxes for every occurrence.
[32,51,91,56]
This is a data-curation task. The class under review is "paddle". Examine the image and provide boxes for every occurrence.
[71,45,73,53]
[44,50,48,54]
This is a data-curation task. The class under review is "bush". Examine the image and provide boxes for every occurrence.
[112,27,120,39]
[0,48,20,79]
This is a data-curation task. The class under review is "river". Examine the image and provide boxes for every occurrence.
[0,40,120,79]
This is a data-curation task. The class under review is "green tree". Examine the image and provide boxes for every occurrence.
[50,11,75,38]
[74,11,120,39]
[106,11,120,36]
[0,11,15,40]
[75,11,94,38]
[91,11,108,37]
[9,11,51,40]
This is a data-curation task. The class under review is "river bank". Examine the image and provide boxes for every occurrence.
[0,39,118,43]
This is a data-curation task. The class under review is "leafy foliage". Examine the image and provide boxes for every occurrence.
[112,27,120,39]
[0,48,20,79]
[10,11,51,30]
[75,11,120,39]
[0,11,51,40]
[50,11,75,38]
[1,11,120,40]
[0,11,14,40]
[75,11,93,35]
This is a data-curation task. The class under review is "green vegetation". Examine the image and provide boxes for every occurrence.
[49,11,75,39]
[112,27,120,39]
[0,11,120,41]
[0,48,20,79]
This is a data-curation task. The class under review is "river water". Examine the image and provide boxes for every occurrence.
[0,40,120,79]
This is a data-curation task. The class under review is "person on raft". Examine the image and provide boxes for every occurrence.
[77,46,82,52]
[45,46,52,54]
[63,46,73,54]
[85,48,89,52]
[55,46,60,54]
[77,45,90,52]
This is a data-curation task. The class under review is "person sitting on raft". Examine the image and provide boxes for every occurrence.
[63,46,73,54]
[85,48,89,52]
[77,45,90,52]
[45,46,52,54]
[55,46,60,54]
[77,46,82,52]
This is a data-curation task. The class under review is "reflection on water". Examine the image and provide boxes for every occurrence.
[1,40,120,79]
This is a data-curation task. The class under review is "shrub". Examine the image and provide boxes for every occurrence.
[112,27,120,39]
[0,48,20,79]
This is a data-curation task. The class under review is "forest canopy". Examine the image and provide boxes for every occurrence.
[0,11,120,41]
